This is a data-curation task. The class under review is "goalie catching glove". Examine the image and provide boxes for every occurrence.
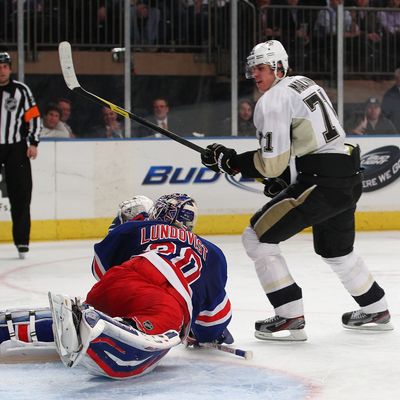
[201,144,239,176]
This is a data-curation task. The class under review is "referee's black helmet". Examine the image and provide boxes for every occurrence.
[0,52,11,65]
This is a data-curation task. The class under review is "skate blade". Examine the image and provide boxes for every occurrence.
[342,322,394,332]
[255,329,308,342]
[18,252,26,260]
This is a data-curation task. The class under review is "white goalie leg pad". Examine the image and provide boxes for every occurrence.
[48,292,82,367]
[322,251,388,313]
[76,308,181,379]
[242,227,303,317]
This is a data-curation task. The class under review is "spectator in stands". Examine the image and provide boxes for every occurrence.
[314,0,356,38]
[350,0,382,70]
[219,99,256,136]
[56,98,74,138]
[378,0,400,36]
[131,0,161,48]
[313,0,358,74]
[381,67,400,133]
[40,103,71,138]
[91,106,124,138]
[256,0,282,41]
[347,0,387,8]
[181,1,210,46]
[237,99,256,136]
[377,0,400,67]
[279,0,310,73]
[348,97,397,135]
[145,97,187,137]
[97,0,124,44]
[79,1,108,45]
[352,0,382,41]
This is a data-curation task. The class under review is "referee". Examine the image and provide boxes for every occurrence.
[0,52,41,259]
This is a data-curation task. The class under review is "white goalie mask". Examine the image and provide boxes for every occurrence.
[245,40,289,81]
[149,193,198,231]
[119,195,154,222]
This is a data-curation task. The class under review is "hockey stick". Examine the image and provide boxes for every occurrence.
[200,342,253,360]
[58,41,207,155]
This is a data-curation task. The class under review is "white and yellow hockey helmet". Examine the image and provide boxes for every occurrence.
[245,40,289,80]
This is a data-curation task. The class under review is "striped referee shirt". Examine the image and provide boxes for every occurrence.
[0,79,41,145]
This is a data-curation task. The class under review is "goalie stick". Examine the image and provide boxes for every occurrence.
[200,342,253,360]
[58,41,207,155]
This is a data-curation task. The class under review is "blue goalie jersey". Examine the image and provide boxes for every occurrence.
[91,220,232,343]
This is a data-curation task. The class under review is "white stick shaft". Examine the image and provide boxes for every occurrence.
[200,342,253,360]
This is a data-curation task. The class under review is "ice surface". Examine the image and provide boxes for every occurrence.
[0,231,399,400]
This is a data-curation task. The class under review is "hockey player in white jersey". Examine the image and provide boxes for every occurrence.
[201,40,393,341]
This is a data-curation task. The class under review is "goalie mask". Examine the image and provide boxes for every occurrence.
[119,195,154,222]
[245,40,289,81]
[149,193,198,231]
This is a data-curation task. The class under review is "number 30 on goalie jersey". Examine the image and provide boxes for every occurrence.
[91,220,232,343]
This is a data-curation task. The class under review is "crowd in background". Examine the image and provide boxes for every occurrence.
[39,65,400,139]
[1,0,399,71]
[0,0,399,138]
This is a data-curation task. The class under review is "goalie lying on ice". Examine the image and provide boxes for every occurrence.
[0,193,234,379]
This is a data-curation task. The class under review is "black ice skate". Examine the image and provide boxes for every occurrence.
[342,309,394,331]
[255,315,307,341]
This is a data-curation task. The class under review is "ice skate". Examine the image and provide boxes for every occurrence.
[48,292,82,366]
[342,309,393,331]
[17,245,29,259]
[254,315,307,341]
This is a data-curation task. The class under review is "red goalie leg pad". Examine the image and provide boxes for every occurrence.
[85,257,187,335]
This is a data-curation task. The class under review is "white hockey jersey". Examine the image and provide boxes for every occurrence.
[252,75,348,178]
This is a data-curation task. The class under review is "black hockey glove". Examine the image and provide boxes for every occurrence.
[201,146,220,173]
[201,143,239,175]
[262,165,291,198]
[263,177,289,198]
